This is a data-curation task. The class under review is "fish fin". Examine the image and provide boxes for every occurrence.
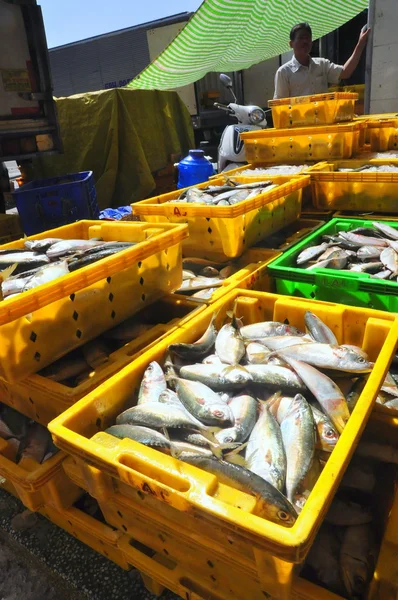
[223,441,248,456]
[0,263,18,280]
[198,430,219,448]
[162,428,179,460]
[258,391,281,408]
[283,318,290,325]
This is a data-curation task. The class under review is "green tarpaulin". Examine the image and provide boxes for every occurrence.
[30,88,194,209]
[129,0,368,90]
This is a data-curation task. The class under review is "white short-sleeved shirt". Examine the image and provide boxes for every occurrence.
[273,56,344,99]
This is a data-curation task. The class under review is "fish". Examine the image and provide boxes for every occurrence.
[245,342,272,364]
[380,247,398,276]
[104,320,153,343]
[356,245,382,261]
[82,339,110,369]
[46,239,106,259]
[304,311,338,345]
[175,276,224,293]
[179,363,252,390]
[17,422,52,464]
[21,260,70,291]
[267,395,295,424]
[280,394,316,503]
[215,316,245,365]
[137,361,167,405]
[173,378,233,427]
[182,455,297,526]
[24,238,63,252]
[191,288,217,300]
[275,343,373,372]
[219,265,238,279]
[246,402,286,492]
[372,221,398,240]
[370,268,392,279]
[346,378,368,413]
[182,269,196,279]
[339,232,387,248]
[199,266,220,278]
[39,355,89,383]
[240,321,304,340]
[245,364,306,392]
[349,261,384,273]
[0,406,29,440]
[116,402,215,432]
[325,497,373,526]
[68,247,130,271]
[305,524,346,596]
[260,335,312,351]
[310,404,339,452]
[281,357,350,434]
[169,313,217,360]
[215,393,257,444]
[340,525,376,599]
[296,242,330,265]
[106,424,171,449]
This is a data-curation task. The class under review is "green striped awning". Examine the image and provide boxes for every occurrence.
[128,0,368,90]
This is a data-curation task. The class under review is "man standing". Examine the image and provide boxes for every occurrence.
[274,22,370,99]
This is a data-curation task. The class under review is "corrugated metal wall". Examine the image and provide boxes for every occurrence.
[49,14,190,98]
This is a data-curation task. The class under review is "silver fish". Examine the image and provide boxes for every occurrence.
[46,239,105,258]
[356,245,382,261]
[245,364,306,391]
[215,393,257,444]
[106,424,171,449]
[246,402,286,492]
[340,525,376,599]
[174,378,233,427]
[169,313,217,360]
[116,402,213,431]
[240,321,304,340]
[380,247,398,276]
[304,311,338,345]
[215,317,245,365]
[137,361,167,405]
[296,242,330,265]
[275,343,373,372]
[179,364,252,390]
[280,394,315,504]
[339,231,387,247]
[182,455,297,526]
[372,221,398,240]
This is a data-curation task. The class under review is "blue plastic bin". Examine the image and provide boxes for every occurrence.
[12,171,99,235]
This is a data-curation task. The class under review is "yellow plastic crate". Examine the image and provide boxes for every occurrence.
[132,177,309,261]
[310,160,398,212]
[49,289,398,599]
[173,246,279,306]
[333,210,398,221]
[0,296,205,426]
[0,220,188,383]
[0,436,81,512]
[63,458,343,600]
[63,412,395,600]
[39,503,130,570]
[365,118,398,152]
[354,113,398,144]
[240,123,365,164]
[268,92,358,129]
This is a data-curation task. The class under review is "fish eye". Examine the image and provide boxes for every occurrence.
[277,510,290,521]
[224,436,233,443]
[357,357,366,363]
[325,429,336,438]
[213,409,225,418]
[354,575,365,586]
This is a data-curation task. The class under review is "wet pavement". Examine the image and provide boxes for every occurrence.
[0,489,178,600]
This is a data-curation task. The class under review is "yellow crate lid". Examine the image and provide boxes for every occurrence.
[241,121,364,140]
[268,92,358,107]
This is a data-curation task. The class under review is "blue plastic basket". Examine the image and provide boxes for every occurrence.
[13,171,99,235]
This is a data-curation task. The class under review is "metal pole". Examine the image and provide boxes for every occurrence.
[364,0,376,114]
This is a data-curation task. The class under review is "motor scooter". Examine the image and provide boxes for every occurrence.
[215,73,268,173]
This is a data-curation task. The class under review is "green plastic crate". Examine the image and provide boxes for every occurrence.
[267,217,398,312]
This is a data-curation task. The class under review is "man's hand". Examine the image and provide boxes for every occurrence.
[358,26,371,49]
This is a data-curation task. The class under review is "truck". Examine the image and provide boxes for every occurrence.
[0,0,61,162]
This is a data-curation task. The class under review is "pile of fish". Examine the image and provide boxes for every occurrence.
[176,257,240,300]
[0,403,58,464]
[0,237,135,300]
[296,221,398,279]
[167,181,276,206]
[38,306,166,387]
[104,308,374,528]
[304,451,388,599]
[338,164,398,172]
[236,164,309,176]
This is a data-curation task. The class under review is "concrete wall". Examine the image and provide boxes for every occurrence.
[369,0,398,113]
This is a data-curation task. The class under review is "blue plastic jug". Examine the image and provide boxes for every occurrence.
[177,149,214,189]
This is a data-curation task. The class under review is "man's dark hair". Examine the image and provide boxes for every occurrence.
[290,22,312,41]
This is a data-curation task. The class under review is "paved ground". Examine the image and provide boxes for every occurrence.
[0,489,178,600]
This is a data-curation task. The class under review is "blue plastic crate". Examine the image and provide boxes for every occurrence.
[13,171,99,235]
